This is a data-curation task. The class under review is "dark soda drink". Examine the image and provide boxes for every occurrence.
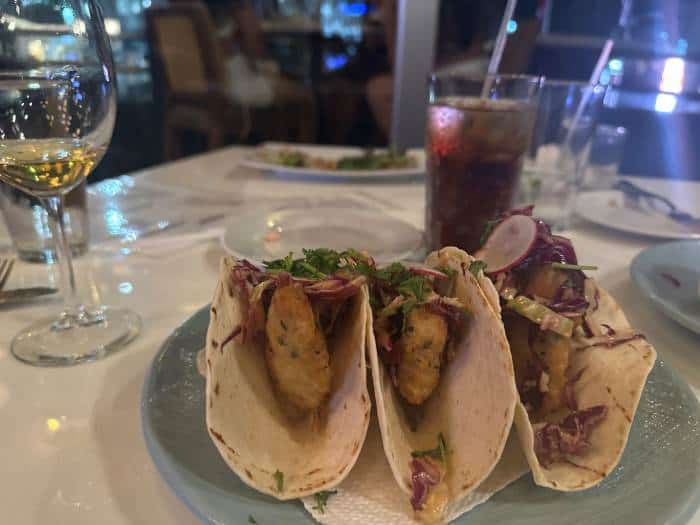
[425,97,536,253]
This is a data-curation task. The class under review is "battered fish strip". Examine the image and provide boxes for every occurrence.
[265,285,331,412]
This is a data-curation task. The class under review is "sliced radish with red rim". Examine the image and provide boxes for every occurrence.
[474,214,538,274]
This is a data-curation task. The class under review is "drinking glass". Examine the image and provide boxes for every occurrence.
[425,74,541,253]
[582,124,627,190]
[519,81,605,230]
[0,0,140,365]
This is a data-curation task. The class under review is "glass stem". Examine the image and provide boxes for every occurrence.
[42,194,81,315]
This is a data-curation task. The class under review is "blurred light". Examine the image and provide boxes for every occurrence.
[660,57,685,94]
[104,209,127,235]
[507,19,517,34]
[118,281,134,295]
[142,0,151,7]
[339,1,367,17]
[27,39,46,62]
[678,39,688,55]
[608,59,623,72]
[655,93,677,113]
[61,6,74,24]
[72,20,86,35]
[324,53,348,71]
[46,418,61,433]
[104,18,121,36]
[7,20,15,31]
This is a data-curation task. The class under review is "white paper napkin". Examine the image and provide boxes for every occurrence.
[302,423,528,525]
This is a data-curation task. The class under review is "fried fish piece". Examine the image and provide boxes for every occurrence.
[265,285,331,412]
[532,330,571,421]
[526,266,569,299]
[398,306,448,405]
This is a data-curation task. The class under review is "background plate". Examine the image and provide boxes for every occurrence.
[576,190,700,240]
[142,307,700,525]
[241,143,425,180]
[631,240,700,335]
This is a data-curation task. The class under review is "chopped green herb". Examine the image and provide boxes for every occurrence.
[398,276,426,301]
[411,433,448,464]
[280,319,287,331]
[248,515,258,524]
[438,266,458,296]
[375,262,412,287]
[277,336,286,346]
[273,470,284,492]
[264,248,369,279]
[264,252,295,273]
[400,298,417,332]
[469,260,487,277]
[422,339,433,350]
[311,490,337,513]
[551,263,598,271]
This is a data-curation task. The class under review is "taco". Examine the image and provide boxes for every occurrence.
[204,250,372,499]
[363,248,518,523]
[475,206,657,490]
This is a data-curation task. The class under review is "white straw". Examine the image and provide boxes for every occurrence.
[558,38,614,173]
[481,0,519,98]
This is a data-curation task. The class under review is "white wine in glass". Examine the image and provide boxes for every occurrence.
[0,2,140,365]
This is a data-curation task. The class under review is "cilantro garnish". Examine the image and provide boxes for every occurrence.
[374,262,412,287]
[273,470,284,492]
[469,260,487,277]
[248,515,258,524]
[264,252,295,273]
[264,248,370,279]
[480,219,500,247]
[312,490,337,513]
[302,248,341,275]
[398,276,426,301]
[400,298,417,332]
[411,433,448,464]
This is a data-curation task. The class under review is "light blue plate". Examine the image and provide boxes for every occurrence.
[142,307,700,525]
[631,240,700,335]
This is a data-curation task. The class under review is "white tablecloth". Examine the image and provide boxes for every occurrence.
[1,146,699,524]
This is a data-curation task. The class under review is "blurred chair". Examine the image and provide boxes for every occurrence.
[146,2,242,159]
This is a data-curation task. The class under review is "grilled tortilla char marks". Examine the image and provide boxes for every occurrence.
[397,305,449,405]
[265,284,331,411]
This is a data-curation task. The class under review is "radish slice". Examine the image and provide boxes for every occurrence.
[475,214,538,274]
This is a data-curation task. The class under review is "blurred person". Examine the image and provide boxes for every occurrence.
[206,0,317,140]
[366,0,539,139]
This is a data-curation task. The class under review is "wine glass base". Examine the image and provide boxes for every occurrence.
[11,306,141,366]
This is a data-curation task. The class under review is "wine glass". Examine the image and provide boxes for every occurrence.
[0,0,140,365]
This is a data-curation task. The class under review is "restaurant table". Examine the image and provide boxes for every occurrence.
[1,146,699,524]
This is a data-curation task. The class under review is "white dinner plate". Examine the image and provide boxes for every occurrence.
[575,190,700,240]
[241,143,425,180]
[631,240,700,335]
[220,201,423,263]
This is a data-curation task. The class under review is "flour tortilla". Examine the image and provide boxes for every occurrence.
[204,256,371,499]
[511,282,657,491]
[367,247,519,522]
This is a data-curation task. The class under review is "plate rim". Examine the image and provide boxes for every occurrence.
[575,190,700,240]
[630,240,700,335]
[240,143,425,179]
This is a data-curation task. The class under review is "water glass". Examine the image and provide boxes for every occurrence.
[582,125,627,190]
[518,81,605,230]
[0,181,88,262]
